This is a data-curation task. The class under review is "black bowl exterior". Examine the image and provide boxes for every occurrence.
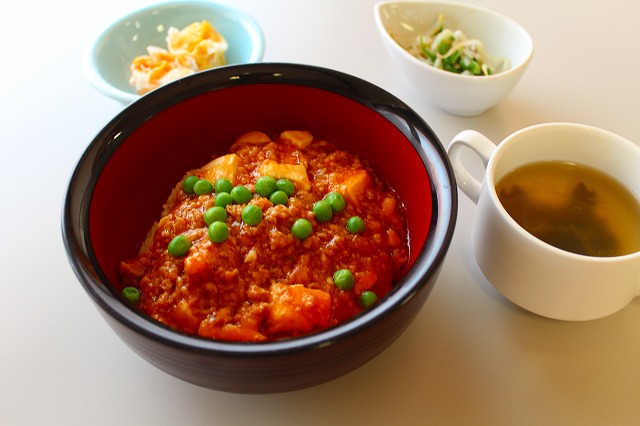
[97,268,440,393]
[63,63,457,393]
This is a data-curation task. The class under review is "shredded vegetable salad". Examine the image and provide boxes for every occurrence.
[407,14,509,76]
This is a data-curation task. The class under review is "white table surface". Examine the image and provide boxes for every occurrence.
[2,0,640,424]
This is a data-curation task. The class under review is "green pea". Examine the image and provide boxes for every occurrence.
[360,291,378,309]
[276,178,295,196]
[333,269,354,291]
[193,179,214,195]
[121,286,140,304]
[214,178,233,194]
[269,190,288,206]
[168,234,191,257]
[313,200,333,223]
[231,185,252,204]
[255,176,277,197]
[242,205,262,226]
[182,175,199,195]
[215,192,233,208]
[204,206,227,226]
[346,216,365,234]
[291,218,312,240]
[208,221,229,243]
[324,191,346,213]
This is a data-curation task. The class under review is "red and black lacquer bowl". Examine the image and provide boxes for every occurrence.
[62,63,457,393]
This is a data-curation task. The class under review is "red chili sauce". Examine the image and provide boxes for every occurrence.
[119,130,409,342]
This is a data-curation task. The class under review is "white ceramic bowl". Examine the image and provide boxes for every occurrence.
[374,1,533,116]
[84,1,265,104]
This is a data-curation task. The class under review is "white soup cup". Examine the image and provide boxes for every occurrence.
[448,123,640,320]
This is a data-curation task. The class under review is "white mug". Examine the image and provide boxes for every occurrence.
[448,123,640,320]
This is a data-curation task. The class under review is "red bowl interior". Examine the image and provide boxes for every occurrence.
[89,83,432,287]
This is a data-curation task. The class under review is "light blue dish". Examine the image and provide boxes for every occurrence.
[83,1,265,104]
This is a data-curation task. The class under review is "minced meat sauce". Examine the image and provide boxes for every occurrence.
[118,130,409,342]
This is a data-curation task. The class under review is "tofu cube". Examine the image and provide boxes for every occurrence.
[200,153,239,183]
[234,131,272,145]
[339,169,370,205]
[257,159,310,191]
[267,283,331,333]
[280,130,313,149]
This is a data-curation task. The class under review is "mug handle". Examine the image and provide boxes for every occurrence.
[447,130,497,203]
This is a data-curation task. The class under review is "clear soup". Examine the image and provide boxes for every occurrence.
[496,161,640,257]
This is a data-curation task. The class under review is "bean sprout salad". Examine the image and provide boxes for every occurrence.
[406,14,509,76]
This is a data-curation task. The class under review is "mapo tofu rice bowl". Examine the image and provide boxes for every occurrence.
[119,129,411,342]
[63,63,457,393]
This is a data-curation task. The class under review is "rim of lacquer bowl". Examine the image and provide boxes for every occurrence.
[63,62,458,358]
